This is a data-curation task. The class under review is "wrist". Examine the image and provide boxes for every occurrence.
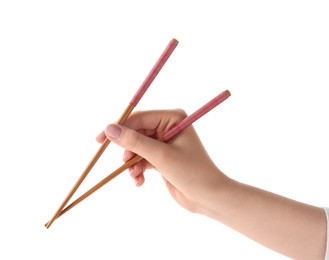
[193,168,234,217]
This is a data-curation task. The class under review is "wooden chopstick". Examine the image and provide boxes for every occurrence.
[45,38,179,228]
[50,90,231,222]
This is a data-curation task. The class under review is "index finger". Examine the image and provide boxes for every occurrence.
[96,109,187,144]
[123,109,187,134]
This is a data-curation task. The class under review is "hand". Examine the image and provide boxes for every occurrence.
[96,109,226,213]
[96,109,327,259]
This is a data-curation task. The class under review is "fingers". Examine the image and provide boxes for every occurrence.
[95,109,188,187]
[129,161,146,187]
[123,149,135,162]
[97,129,147,186]
[96,131,106,143]
[104,124,169,166]
[96,109,187,143]
[122,109,187,135]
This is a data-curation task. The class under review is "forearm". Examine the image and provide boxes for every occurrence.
[197,173,327,259]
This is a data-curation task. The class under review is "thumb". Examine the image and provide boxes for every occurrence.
[105,124,168,165]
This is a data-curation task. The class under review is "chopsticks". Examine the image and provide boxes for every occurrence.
[46,90,231,222]
[45,38,179,228]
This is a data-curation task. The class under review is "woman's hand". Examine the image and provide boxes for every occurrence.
[96,109,226,212]
[97,109,327,260]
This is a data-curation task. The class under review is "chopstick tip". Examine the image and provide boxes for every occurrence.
[225,89,231,97]
[44,221,51,229]
[172,38,179,44]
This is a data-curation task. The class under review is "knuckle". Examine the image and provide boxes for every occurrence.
[125,129,142,149]
[173,108,188,120]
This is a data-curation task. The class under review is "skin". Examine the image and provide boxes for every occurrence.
[96,109,327,260]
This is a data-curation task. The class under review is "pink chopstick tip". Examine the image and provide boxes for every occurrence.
[162,89,231,142]
[129,39,179,106]
[171,38,179,44]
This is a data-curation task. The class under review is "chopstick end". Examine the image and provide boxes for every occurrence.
[171,38,179,45]
[44,221,51,229]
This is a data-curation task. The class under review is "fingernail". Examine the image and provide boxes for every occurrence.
[105,124,122,140]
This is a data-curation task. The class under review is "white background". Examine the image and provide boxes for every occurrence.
[1,1,328,259]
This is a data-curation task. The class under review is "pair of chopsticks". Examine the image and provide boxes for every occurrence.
[45,39,231,228]
[47,89,231,224]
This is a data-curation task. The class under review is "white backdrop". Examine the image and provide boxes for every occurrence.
[1,1,328,259]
